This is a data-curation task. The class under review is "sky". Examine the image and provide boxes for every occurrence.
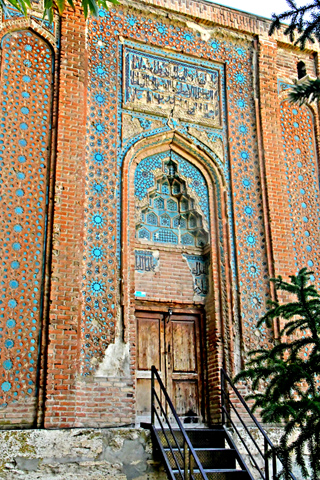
[210,0,300,21]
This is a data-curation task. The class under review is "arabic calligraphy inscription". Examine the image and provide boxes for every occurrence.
[123,48,221,127]
[183,254,209,297]
[135,250,158,272]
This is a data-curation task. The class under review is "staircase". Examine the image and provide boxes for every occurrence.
[148,366,298,480]
[154,426,252,479]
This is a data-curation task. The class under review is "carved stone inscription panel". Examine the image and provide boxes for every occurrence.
[123,47,221,127]
[183,254,209,297]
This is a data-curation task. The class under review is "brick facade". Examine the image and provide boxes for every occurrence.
[0,0,319,429]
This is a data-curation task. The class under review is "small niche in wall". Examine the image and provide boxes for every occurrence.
[297,61,307,79]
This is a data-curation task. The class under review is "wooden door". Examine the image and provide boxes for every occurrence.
[167,314,202,420]
[136,311,164,417]
[136,311,204,423]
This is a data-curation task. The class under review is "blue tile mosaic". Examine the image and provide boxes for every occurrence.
[0,30,53,403]
[134,151,210,247]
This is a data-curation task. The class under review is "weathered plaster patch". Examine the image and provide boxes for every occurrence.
[95,338,130,378]
[185,21,213,41]
[122,114,144,141]
[122,114,164,143]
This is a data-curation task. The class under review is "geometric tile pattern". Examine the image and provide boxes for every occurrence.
[2,5,25,19]
[134,151,209,218]
[0,30,53,404]
[280,100,320,284]
[134,153,162,200]
[177,155,210,221]
[83,7,272,373]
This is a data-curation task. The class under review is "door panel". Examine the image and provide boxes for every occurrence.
[136,310,204,422]
[171,320,197,373]
[173,380,199,417]
[168,315,201,419]
[137,316,161,370]
[136,312,164,416]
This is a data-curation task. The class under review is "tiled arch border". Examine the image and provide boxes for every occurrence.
[0,12,59,48]
[0,22,59,426]
[121,130,237,421]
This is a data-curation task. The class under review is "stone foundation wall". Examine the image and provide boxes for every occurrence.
[230,426,308,480]
[0,428,166,480]
[0,425,311,479]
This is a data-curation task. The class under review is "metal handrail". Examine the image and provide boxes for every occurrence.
[151,365,208,480]
[221,368,298,480]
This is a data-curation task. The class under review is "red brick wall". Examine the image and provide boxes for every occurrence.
[0,0,319,429]
[277,48,317,80]
[41,6,320,428]
[134,248,197,304]
[257,38,295,282]
[44,6,87,428]
[73,378,134,427]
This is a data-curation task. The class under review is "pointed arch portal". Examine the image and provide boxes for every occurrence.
[121,131,236,424]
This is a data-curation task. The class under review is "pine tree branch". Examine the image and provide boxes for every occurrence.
[235,268,320,479]
[288,78,320,105]
[269,0,320,49]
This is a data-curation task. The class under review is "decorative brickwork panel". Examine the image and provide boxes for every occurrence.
[0,30,53,405]
[83,7,272,374]
[280,100,320,281]
[0,5,60,47]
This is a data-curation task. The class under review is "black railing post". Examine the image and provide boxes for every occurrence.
[272,449,277,480]
[184,439,189,479]
[265,437,269,480]
[220,368,298,480]
[151,366,155,426]
[220,369,225,426]
[151,366,208,479]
